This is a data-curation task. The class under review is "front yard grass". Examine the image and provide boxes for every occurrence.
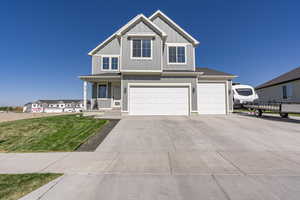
[0,173,62,200]
[0,115,107,152]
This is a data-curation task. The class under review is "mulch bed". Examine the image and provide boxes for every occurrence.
[76,119,120,152]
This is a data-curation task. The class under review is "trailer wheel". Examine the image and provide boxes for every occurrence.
[255,109,263,117]
[280,113,289,118]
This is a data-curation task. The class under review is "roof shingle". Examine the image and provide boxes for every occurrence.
[196,67,235,76]
[256,66,300,90]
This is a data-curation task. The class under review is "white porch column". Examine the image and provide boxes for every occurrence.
[83,81,87,110]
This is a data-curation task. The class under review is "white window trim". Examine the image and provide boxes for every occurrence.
[166,43,187,65]
[97,82,109,99]
[100,55,120,71]
[282,84,293,99]
[130,38,153,60]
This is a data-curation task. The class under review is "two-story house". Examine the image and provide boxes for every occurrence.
[79,10,236,116]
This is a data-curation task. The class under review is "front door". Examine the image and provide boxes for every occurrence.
[112,86,121,107]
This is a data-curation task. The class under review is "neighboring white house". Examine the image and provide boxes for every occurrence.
[23,100,87,113]
[79,10,236,116]
[256,66,300,103]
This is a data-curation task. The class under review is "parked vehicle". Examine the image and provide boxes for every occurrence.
[233,84,258,108]
[244,102,300,118]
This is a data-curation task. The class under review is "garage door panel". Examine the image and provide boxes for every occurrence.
[197,83,226,114]
[129,86,189,116]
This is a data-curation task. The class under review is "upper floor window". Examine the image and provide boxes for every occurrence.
[132,39,152,59]
[102,57,110,70]
[111,57,118,70]
[168,45,186,64]
[101,56,119,71]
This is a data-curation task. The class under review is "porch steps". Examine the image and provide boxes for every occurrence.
[83,108,121,119]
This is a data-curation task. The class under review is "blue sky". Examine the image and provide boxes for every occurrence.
[0,0,299,106]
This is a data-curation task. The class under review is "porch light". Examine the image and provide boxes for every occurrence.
[124,87,127,94]
[192,87,195,93]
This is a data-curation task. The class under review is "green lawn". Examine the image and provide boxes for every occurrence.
[0,173,62,200]
[0,115,107,152]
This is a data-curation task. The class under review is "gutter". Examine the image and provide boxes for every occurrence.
[78,75,121,80]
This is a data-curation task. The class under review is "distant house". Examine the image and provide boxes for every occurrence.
[23,100,88,113]
[23,102,32,112]
[256,66,300,102]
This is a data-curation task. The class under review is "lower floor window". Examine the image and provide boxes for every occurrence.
[282,84,293,99]
[98,84,107,98]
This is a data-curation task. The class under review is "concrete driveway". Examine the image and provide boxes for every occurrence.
[15,115,300,199]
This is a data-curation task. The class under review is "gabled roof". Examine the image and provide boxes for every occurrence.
[196,67,236,77]
[116,14,166,37]
[149,10,200,46]
[88,14,166,56]
[256,66,300,90]
[88,34,117,56]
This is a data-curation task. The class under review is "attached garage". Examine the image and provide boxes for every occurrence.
[197,83,227,114]
[129,85,190,115]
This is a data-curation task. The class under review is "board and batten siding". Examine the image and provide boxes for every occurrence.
[92,37,121,74]
[228,80,233,112]
[121,75,198,112]
[121,21,162,71]
[152,16,195,71]
[256,79,300,102]
[152,16,190,43]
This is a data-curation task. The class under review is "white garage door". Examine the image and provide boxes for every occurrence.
[129,86,189,115]
[197,83,226,114]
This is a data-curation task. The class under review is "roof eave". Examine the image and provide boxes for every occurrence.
[116,14,166,38]
[79,75,121,80]
[149,10,200,46]
[200,75,238,79]
[88,14,167,56]
[256,77,300,90]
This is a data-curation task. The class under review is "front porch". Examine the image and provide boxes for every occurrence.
[79,73,121,111]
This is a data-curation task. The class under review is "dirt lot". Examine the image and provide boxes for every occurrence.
[0,112,73,123]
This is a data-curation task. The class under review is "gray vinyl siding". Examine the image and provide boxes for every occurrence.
[152,17,190,43]
[121,21,162,71]
[121,75,197,112]
[228,80,233,111]
[124,21,158,34]
[92,37,121,74]
[94,37,120,55]
[96,99,111,108]
[152,16,194,71]
[256,79,300,102]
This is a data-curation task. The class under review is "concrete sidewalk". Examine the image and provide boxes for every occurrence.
[3,151,298,200]
[1,151,300,176]
[19,174,300,200]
